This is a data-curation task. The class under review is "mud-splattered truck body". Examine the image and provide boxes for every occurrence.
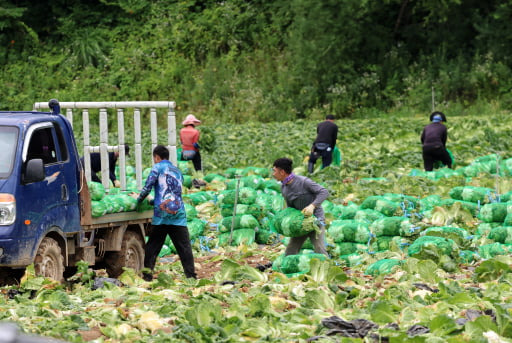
[0,100,177,282]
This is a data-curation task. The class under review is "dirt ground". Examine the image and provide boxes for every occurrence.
[193,250,275,279]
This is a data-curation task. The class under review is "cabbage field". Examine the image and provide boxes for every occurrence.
[2,112,512,342]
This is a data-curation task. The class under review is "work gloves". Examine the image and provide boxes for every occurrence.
[301,204,315,217]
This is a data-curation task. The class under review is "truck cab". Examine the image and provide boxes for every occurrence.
[0,110,81,281]
[0,100,178,283]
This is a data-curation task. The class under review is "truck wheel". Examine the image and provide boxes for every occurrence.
[105,231,144,278]
[34,237,64,282]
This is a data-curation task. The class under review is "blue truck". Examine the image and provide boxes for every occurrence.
[0,100,177,283]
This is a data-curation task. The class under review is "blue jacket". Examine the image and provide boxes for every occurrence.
[138,160,187,226]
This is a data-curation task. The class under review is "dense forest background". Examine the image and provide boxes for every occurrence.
[1,0,512,122]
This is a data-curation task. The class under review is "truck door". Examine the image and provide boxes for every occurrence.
[18,122,80,247]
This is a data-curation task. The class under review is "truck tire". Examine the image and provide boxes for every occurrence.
[34,237,64,282]
[105,231,144,278]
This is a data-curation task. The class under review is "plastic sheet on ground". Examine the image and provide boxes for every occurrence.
[320,316,378,338]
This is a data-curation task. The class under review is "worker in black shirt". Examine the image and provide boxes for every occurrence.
[421,112,451,171]
[308,114,338,173]
[81,145,130,187]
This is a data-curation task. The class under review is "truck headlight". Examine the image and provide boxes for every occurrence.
[0,194,16,226]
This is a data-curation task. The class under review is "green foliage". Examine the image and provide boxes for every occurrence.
[2,0,512,118]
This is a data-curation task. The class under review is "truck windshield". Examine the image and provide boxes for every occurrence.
[0,126,18,179]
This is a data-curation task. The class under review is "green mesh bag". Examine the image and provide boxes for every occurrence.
[273,208,318,237]
[501,191,512,203]
[331,242,368,256]
[188,218,206,240]
[419,195,443,211]
[504,212,512,226]
[399,218,422,237]
[475,222,501,237]
[218,228,256,246]
[91,201,107,217]
[225,179,247,190]
[461,186,492,204]
[277,253,327,275]
[221,214,260,231]
[460,250,478,264]
[449,186,464,201]
[382,193,418,208]
[107,187,121,195]
[423,226,469,246]
[370,217,406,237]
[142,167,152,179]
[178,161,191,175]
[360,196,382,210]
[136,196,154,212]
[254,193,273,212]
[365,259,401,276]
[478,243,512,259]
[242,175,265,190]
[488,226,512,244]
[327,220,370,243]
[271,195,285,213]
[158,244,175,257]
[221,187,257,205]
[339,253,363,267]
[88,181,105,201]
[374,199,400,216]
[370,236,405,252]
[440,199,479,216]
[478,203,508,223]
[204,173,226,183]
[117,194,138,211]
[101,196,116,214]
[183,191,212,205]
[322,200,336,213]
[407,236,458,262]
[371,236,392,252]
[255,229,278,245]
[240,166,267,177]
[259,216,276,232]
[182,175,192,188]
[250,167,270,178]
[327,205,344,218]
[220,204,262,218]
[338,202,360,219]
[354,209,385,223]
[223,168,243,178]
[263,179,281,192]
[185,203,197,219]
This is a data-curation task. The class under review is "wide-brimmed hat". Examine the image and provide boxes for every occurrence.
[182,114,201,126]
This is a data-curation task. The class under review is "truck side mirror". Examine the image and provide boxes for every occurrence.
[24,158,45,183]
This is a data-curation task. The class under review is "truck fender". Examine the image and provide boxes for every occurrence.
[34,227,68,266]
[102,223,145,252]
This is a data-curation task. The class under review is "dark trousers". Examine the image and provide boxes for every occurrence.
[192,151,202,171]
[284,225,328,257]
[144,224,196,278]
[309,148,333,169]
[182,151,202,171]
[423,145,452,171]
